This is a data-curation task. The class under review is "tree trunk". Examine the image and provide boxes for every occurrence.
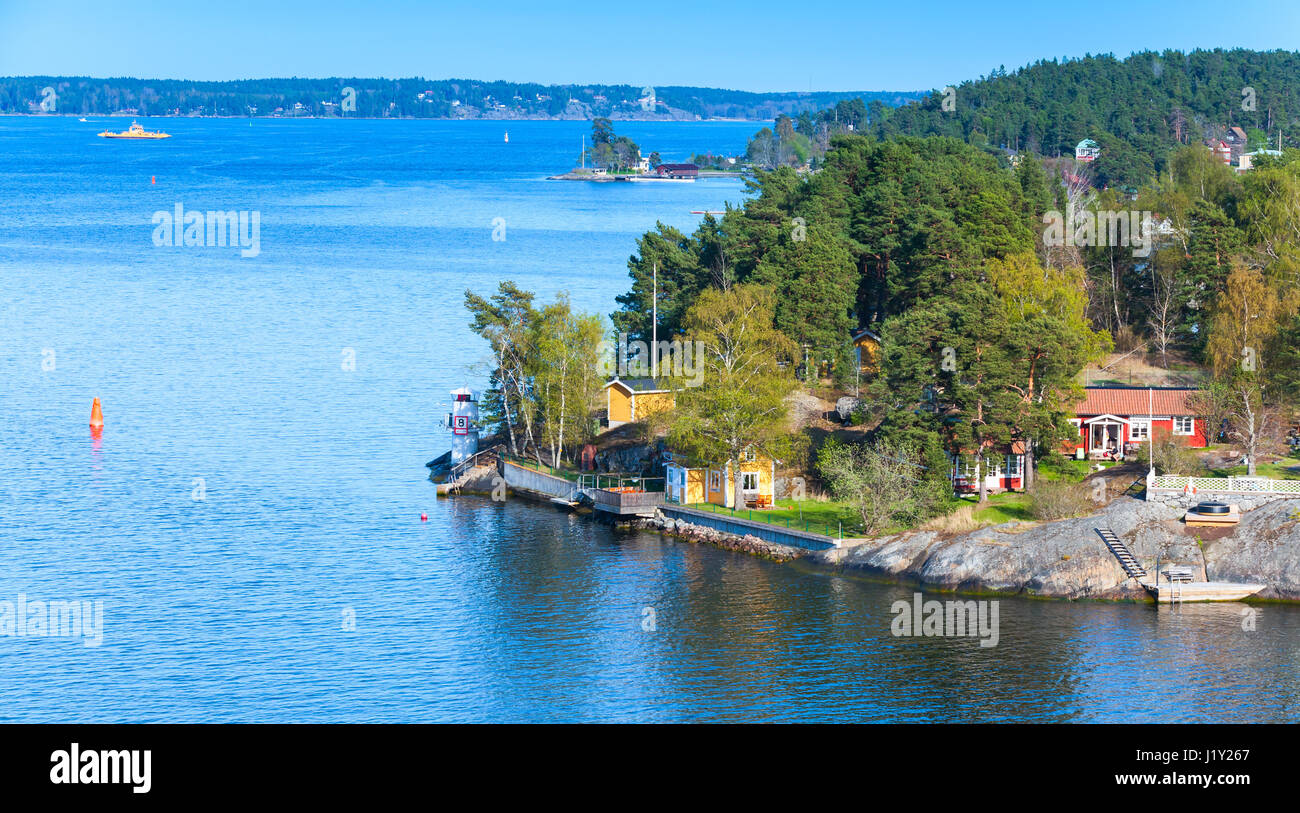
[1024,441,1035,491]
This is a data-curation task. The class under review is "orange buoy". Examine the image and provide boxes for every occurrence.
[151,176,156,184]
[89,397,104,428]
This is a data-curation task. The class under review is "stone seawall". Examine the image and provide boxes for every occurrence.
[1147,490,1300,512]
[648,511,813,562]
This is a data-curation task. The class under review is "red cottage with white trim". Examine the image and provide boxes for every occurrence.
[1065,387,1208,459]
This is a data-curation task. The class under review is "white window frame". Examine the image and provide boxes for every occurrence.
[1005,455,1022,476]
[708,471,721,492]
[1129,419,1150,442]
[742,447,756,462]
[741,472,759,492]
[1172,416,1194,436]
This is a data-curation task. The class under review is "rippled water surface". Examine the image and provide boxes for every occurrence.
[2,117,1298,722]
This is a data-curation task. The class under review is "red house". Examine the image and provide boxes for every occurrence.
[1066,387,1208,459]
[950,442,1026,494]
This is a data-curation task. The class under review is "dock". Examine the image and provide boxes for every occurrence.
[1140,580,1265,603]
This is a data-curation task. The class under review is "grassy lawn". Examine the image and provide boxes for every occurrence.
[1036,457,1114,483]
[683,498,864,537]
[1206,456,1300,480]
[971,492,1035,524]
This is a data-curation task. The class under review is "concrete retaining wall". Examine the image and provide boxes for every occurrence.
[501,460,580,501]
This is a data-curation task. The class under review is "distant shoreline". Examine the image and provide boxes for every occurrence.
[1,112,776,123]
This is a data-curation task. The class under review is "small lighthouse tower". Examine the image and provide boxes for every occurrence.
[447,386,479,465]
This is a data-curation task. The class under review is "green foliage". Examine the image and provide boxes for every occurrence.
[815,437,946,534]
[666,285,798,468]
[464,282,604,463]
[873,49,1300,176]
[0,77,920,118]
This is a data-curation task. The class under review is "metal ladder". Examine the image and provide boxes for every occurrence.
[1096,527,1147,578]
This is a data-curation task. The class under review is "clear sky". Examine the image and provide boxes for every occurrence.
[2,0,1298,92]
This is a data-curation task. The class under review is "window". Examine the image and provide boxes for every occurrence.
[708,471,721,492]
[1129,420,1150,442]
[741,472,759,492]
[1005,455,1022,476]
[1173,416,1195,436]
[742,447,756,462]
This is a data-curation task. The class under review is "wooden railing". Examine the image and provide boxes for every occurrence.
[588,488,664,515]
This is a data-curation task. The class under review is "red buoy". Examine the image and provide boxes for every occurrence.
[420,513,427,522]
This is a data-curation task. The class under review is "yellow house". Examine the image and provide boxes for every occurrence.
[664,446,777,509]
[604,378,675,427]
[852,327,881,377]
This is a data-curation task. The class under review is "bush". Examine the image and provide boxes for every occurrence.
[1029,481,1093,520]
[1134,430,1203,475]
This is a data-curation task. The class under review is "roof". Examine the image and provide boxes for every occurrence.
[850,327,881,344]
[656,163,698,171]
[1076,387,1195,417]
[1076,138,1099,149]
[1229,126,1248,140]
[604,377,670,394]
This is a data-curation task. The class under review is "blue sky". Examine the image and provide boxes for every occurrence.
[2,0,1298,91]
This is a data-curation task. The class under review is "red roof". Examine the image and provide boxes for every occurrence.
[1076,387,1195,417]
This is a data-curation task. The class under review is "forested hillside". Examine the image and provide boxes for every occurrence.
[615,127,1300,487]
[0,75,918,120]
[875,49,1300,186]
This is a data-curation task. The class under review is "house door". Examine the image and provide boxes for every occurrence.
[1090,422,1120,454]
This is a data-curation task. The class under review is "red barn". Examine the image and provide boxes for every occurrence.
[654,163,699,179]
[1065,387,1208,459]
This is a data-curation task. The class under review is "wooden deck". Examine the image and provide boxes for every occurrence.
[1140,580,1265,603]
[588,488,663,517]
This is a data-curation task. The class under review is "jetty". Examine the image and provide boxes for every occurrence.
[1141,579,1266,603]
[1097,526,1265,603]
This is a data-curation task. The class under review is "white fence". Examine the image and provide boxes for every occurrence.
[1148,474,1300,495]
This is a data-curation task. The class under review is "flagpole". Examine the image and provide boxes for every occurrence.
[651,262,658,379]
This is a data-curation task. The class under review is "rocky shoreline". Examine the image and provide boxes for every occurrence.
[647,513,809,562]
[650,496,1300,602]
[811,498,1300,601]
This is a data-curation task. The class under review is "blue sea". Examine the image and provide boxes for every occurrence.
[2,116,1297,722]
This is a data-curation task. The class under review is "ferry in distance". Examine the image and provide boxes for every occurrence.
[98,120,171,139]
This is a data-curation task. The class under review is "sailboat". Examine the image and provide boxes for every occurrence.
[504,131,509,143]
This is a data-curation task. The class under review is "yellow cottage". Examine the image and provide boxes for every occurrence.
[664,447,778,509]
[604,377,675,427]
[851,327,881,378]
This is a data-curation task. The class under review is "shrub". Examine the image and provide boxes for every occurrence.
[1029,480,1093,520]
[1134,429,1203,475]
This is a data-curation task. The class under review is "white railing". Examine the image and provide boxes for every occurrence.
[1149,474,1300,494]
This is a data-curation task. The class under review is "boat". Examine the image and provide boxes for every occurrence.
[79,117,87,122]
[97,120,170,139]
[504,131,509,143]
